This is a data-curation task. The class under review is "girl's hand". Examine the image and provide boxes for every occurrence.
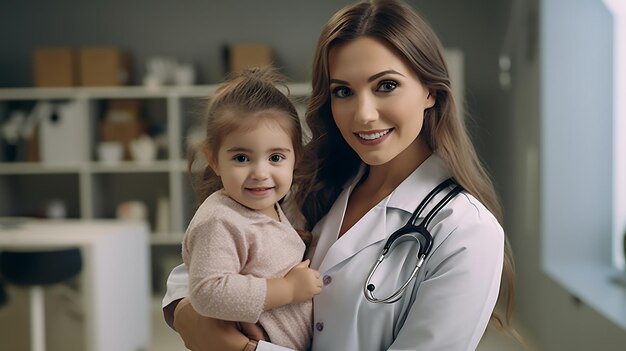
[173,297,249,351]
[284,259,323,303]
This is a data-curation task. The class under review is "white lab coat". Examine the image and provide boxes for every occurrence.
[163,154,504,351]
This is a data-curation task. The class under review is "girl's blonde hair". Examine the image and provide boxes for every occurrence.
[294,0,516,334]
[189,66,304,204]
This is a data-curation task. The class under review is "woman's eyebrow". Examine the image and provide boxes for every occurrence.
[329,78,349,85]
[329,70,406,85]
[367,70,405,82]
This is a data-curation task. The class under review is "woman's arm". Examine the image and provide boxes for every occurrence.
[174,298,295,351]
[174,297,250,351]
[388,216,504,350]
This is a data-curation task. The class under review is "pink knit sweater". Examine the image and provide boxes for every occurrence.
[182,190,312,351]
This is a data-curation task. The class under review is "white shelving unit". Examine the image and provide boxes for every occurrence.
[0,84,311,246]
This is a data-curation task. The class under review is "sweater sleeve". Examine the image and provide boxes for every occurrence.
[182,217,267,323]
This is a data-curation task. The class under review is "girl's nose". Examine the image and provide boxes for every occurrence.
[250,162,270,180]
[353,94,378,124]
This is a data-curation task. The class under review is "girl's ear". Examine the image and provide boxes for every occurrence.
[203,146,220,176]
[426,90,436,109]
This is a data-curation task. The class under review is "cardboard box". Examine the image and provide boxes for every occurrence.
[25,131,39,162]
[100,120,143,159]
[79,47,129,86]
[228,44,273,74]
[33,47,77,87]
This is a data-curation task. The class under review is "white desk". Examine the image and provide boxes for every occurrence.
[0,219,150,351]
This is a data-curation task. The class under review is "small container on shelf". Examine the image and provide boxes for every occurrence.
[130,135,157,164]
[97,142,123,164]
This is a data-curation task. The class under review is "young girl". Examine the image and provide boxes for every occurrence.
[181,66,322,351]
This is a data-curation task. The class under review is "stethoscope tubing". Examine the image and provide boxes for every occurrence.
[364,178,464,304]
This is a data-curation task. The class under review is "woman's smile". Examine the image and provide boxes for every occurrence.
[354,128,394,145]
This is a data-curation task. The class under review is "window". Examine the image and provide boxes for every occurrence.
[604,0,626,271]
[541,0,626,329]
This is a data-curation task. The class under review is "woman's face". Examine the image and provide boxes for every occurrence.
[328,36,435,167]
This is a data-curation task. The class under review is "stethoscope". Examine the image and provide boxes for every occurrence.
[364,178,464,304]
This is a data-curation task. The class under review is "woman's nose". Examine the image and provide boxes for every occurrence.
[353,94,378,124]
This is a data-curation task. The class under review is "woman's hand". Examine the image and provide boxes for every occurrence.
[237,322,268,342]
[173,297,250,351]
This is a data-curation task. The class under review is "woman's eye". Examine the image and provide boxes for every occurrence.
[331,86,352,98]
[378,81,398,92]
[233,155,249,163]
[269,154,285,163]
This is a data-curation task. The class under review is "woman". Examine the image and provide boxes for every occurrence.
[164,0,515,350]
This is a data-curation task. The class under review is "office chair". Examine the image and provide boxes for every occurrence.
[0,248,82,351]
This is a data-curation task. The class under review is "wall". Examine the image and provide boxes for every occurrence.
[0,0,353,85]
[542,0,613,269]
[507,0,626,349]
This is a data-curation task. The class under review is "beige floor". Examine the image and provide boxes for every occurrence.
[0,287,533,350]
[149,298,534,351]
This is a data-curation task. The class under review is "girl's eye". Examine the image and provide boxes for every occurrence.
[331,86,352,98]
[269,154,285,163]
[377,80,397,92]
[233,154,249,163]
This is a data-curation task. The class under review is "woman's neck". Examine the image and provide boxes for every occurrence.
[338,138,432,238]
[360,138,432,197]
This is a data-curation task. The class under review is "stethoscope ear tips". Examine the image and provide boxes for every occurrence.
[367,284,376,292]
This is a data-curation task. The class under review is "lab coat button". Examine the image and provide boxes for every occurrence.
[315,322,324,331]
[323,275,332,285]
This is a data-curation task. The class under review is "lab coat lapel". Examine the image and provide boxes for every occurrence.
[313,154,451,274]
[317,199,388,275]
[310,165,367,271]
[386,154,451,214]
[309,188,349,270]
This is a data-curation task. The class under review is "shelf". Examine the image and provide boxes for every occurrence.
[0,161,183,174]
[0,83,312,291]
[0,83,311,101]
[0,85,210,100]
[0,80,315,329]
[89,160,173,173]
[0,162,84,174]
[150,233,184,245]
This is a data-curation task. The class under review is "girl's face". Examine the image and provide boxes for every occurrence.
[328,36,435,167]
[210,113,296,219]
